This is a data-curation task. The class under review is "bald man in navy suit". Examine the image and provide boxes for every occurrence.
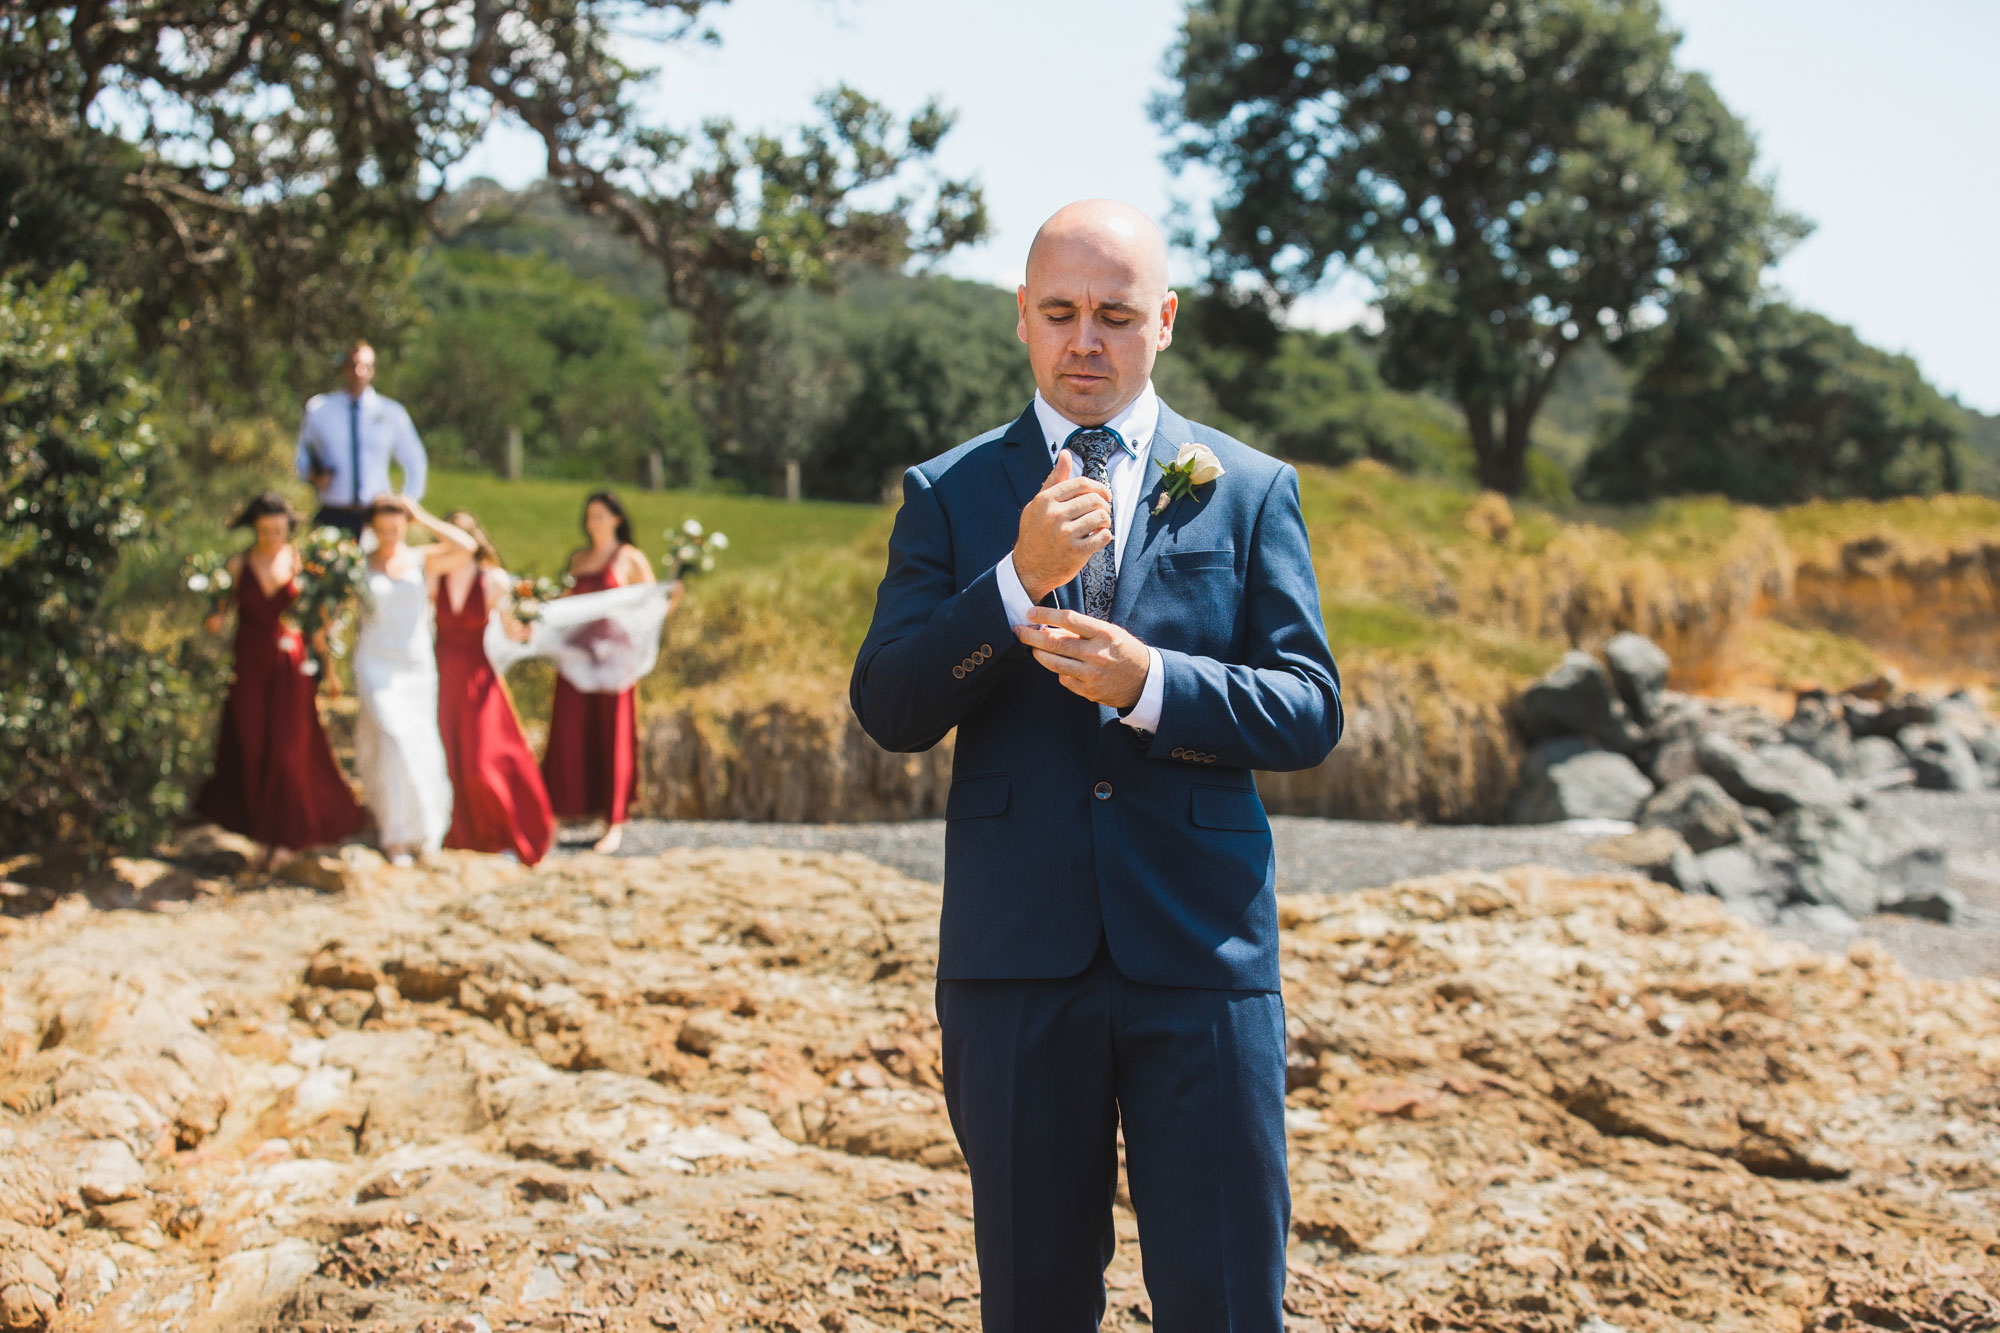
[851,200,1341,1330]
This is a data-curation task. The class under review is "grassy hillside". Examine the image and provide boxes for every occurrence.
[117,453,2000,758]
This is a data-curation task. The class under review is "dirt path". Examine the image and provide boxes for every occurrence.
[2,849,1996,1331]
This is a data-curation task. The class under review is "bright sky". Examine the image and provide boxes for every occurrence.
[455,0,2000,412]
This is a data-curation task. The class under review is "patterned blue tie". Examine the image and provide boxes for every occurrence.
[1066,427,1120,620]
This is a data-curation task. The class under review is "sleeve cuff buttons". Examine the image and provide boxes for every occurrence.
[953,643,996,680]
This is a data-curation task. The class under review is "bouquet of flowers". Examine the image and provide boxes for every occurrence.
[665,518,729,581]
[293,525,367,674]
[509,574,569,624]
[183,550,235,606]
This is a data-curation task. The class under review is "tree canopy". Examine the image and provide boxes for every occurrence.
[1582,302,1967,504]
[2,2,983,418]
[1157,0,1806,493]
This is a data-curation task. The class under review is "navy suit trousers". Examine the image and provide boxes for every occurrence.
[936,946,1289,1331]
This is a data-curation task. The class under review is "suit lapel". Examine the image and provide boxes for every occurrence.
[999,403,1051,508]
[1108,403,1189,627]
[997,400,1081,611]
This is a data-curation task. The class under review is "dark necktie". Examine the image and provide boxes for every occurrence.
[348,396,363,506]
[1066,426,1120,619]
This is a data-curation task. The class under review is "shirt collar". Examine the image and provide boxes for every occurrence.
[1033,381,1157,462]
[345,387,375,406]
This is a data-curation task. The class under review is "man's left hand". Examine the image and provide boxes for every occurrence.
[1015,607,1150,709]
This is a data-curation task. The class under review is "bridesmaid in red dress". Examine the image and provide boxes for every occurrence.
[194,492,366,864]
[430,510,556,865]
[540,491,667,854]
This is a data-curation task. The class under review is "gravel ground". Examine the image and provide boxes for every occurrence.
[591,788,2000,980]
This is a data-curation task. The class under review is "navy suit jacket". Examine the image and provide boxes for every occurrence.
[850,401,1341,992]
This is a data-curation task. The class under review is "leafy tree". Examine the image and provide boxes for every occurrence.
[1170,291,1469,474]
[809,274,1035,501]
[0,270,209,853]
[1157,0,1805,493]
[1582,302,1967,504]
[3,3,983,419]
[393,248,707,484]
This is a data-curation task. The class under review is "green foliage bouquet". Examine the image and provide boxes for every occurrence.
[665,518,729,582]
[509,574,569,624]
[183,550,236,609]
[293,527,366,674]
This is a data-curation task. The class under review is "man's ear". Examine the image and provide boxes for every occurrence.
[1017,284,1030,344]
[1156,290,1179,351]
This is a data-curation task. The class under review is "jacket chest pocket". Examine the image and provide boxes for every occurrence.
[1135,548,1239,655]
[1158,548,1236,575]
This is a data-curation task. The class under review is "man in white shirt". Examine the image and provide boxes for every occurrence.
[296,341,428,535]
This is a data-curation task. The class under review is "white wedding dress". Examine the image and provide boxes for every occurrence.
[354,559,452,853]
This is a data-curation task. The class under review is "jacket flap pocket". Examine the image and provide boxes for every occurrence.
[946,774,1010,821]
[1191,785,1266,832]
[1161,548,1236,572]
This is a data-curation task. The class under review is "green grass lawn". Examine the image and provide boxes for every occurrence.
[427,470,888,579]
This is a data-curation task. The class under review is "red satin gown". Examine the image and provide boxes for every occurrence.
[540,549,640,824]
[435,574,555,864]
[195,571,367,850]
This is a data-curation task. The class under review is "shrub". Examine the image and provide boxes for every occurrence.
[0,268,207,854]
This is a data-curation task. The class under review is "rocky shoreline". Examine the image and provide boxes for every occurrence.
[1501,634,1999,939]
[2,849,1996,1331]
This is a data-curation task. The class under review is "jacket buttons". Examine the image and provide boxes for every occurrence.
[952,665,965,679]
[1170,747,1185,759]
[979,643,993,657]
[1093,782,1113,800]
[962,656,976,671]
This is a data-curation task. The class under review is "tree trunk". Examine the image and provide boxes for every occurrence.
[1464,397,1536,495]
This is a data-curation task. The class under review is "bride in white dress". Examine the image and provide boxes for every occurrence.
[354,495,478,864]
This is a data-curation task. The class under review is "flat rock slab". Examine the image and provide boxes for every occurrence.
[3,851,1997,1331]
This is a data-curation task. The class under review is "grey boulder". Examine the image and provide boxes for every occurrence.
[1696,735,1849,813]
[1521,652,1644,752]
[1844,735,1914,785]
[1694,842,1786,925]
[1603,633,1672,725]
[1638,774,1753,853]
[1646,736,1703,786]
[1784,696,1854,775]
[1866,810,1952,908]
[1896,725,1982,791]
[1509,739,1656,824]
[1773,805,1881,918]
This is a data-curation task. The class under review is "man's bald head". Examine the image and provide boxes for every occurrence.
[1017,200,1177,425]
[1025,199,1170,303]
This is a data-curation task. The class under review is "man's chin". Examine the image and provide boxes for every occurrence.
[1048,381,1125,423]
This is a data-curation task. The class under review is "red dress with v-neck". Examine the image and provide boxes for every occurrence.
[539,549,640,824]
[436,573,556,864]
[195,570,367,849]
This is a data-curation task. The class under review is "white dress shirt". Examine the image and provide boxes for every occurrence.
[296,387,428,507]
[995,382,1166,733]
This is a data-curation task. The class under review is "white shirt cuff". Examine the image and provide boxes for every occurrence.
[995,551,1035,629]
[1121,647,1165,732]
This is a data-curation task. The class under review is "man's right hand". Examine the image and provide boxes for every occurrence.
[1013,451,1113,601]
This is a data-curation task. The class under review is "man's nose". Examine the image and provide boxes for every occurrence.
[1067,317,1105,355]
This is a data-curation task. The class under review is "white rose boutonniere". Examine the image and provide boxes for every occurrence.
[1153,442,1226,516]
